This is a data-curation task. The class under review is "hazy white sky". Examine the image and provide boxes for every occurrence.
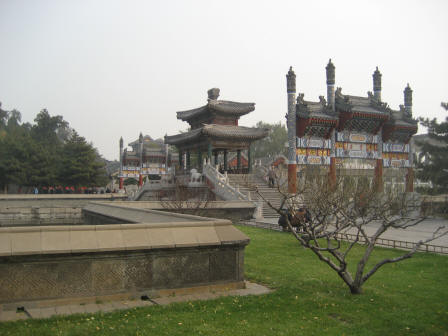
[1,0,447,160]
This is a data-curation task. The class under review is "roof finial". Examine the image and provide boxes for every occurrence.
[326,59,335,85]
[373,67,382,101]
[286,66,296,93]
[207,88,220,100]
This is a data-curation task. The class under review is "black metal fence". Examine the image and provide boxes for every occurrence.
[239,220,448,255]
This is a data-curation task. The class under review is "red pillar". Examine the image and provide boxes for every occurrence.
[329,157,336,189]
[288,164,297,193]
[406,167,414,192]
[138,174,143,187]
[374,159,383,192]
[119,178,124,190]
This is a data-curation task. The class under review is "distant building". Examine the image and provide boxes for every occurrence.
[118,134,178,188]
[286,61,418,192]
[165,88,269,174]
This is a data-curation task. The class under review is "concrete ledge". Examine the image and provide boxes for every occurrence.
[98,201,256,222]
[0,194,127,209]
[0,221,249,256]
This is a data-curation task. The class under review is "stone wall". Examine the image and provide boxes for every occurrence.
[0,194,127,227]
[0,194,127,208]
[0,245,245,304]
[0,203,249,305]
[0,207,83,227]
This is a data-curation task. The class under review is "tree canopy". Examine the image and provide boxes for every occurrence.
[251,121,287,159]
[417,102,448,194]
[0,103,107,193]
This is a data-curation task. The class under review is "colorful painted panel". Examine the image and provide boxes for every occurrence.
[297,155,330,165]
[383,143,410,153]
[336,131,379,144]
[296,137,332,149]
[335,142,379,159]
[383,159,411,168]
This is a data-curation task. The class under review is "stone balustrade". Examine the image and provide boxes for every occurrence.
[203,162,249,201]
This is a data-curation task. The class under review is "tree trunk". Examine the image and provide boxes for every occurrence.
[350,286,363,294]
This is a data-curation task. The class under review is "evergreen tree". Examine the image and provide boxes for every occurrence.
[417,102,448,193]
[0,104,108,192]
[58,132,108,188]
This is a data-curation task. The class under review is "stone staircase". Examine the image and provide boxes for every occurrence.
[226,174,285,218]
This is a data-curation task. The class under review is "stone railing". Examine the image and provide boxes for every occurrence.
[131,174,176,201]
[203,161,249,201]
[203,161,263,219]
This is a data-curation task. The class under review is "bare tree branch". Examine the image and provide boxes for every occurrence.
[254,166,443,294]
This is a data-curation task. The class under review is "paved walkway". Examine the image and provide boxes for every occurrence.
[0,282,271,322]
[245,217,448,247]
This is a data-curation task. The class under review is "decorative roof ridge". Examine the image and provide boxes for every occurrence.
[202,123,268,131]
[335,88,392,115]
[296,93,327,106]
[387,106,418,125]
[176,105,208,120]
[209,100,255,106]
[296,93,338,118]
[128,135,158,146]
[208,100,255,115]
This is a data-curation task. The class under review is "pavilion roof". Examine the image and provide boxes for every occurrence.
[165,124,269,145]
[176,100,255,122]
[296,94,338,121]
[382,107,418,142]
[128,135,164,147]
[335,89,390,117]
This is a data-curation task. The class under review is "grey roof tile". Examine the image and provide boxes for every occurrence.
[176,100,255,121]
[165,124,268,145]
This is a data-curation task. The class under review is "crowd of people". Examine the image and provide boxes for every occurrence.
[31,186,116,194]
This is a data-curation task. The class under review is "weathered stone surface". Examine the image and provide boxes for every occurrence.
[0,194,127,209]
[0,202,249,305]
[210,248,237,282]
[152,252,209,288]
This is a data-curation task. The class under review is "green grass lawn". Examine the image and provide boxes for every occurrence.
[1,225,447,336]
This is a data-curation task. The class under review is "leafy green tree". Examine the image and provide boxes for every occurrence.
[31,109,70,145]
[0,105,108,192]
[0,102,7,128]
[0,109,32,192]
[417,102,448,193]
[58,132,108,188]
[251,121,287,159]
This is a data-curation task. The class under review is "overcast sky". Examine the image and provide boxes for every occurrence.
[1,0,447,160]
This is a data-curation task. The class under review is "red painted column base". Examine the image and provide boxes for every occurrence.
[119,178,124,190]
[288,164,297,194]
[374,159,383,192]
[328,157,336,189]
[406,168,414,192]
[139,174,144,187]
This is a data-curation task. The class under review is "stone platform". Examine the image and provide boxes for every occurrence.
[0,203,250,307]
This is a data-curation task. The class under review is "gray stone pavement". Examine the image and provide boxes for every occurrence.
[0,281,271,322]
[249,217,448,247]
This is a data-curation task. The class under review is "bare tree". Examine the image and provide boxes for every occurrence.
[160,179,214,217]
[256,170,447,294]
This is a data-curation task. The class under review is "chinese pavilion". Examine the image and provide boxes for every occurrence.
[286,60,418,193]
[165,88,269,173]
[118,134,177,188]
